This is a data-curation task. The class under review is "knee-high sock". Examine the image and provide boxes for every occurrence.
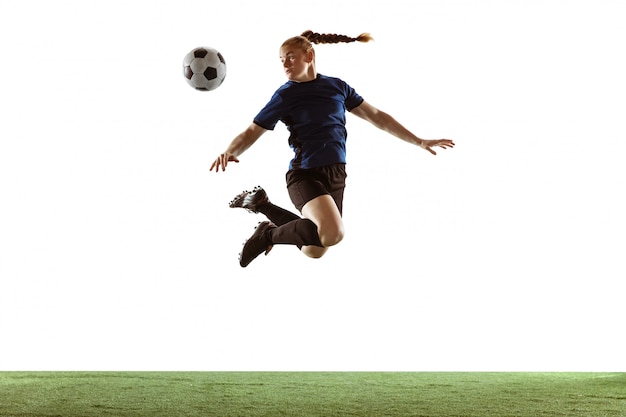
[256,203,301,226]
[268,218,322,248]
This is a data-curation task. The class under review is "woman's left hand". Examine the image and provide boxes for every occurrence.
[419,139,455,155]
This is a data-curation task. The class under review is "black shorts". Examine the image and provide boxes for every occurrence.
[285,163,347,214]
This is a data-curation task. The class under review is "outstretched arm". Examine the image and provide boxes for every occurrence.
[350,101,454,155]
[210,122,268,172]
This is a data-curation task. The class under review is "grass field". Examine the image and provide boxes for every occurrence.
[1,372,625,417]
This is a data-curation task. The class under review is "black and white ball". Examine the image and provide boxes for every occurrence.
[183,47,226,91]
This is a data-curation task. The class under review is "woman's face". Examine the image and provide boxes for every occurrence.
[279,46,314,82]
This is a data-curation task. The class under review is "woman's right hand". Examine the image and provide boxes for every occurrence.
[209,123,267,173]
[210,152,239,172]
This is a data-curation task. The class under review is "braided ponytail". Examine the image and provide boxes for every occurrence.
[300,30,373,44]
[280,30,373,67]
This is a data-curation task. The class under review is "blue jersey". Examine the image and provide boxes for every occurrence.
[253,74,364,170]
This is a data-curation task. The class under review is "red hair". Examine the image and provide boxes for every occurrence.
[281,30,373,54]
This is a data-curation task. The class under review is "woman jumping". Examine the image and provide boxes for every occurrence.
[210,30,455,267]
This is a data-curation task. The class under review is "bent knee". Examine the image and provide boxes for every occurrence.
[302,245,328,259]
[318,225,345,247]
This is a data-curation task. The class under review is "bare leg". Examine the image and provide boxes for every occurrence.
[300,194,344,258]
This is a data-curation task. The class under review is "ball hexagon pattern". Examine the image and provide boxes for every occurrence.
[183,47,226,91]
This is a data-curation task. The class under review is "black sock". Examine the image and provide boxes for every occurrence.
[257,203,301,226]
[268,219,323,248]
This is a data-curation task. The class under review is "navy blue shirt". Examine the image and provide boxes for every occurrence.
[253,74,364,170]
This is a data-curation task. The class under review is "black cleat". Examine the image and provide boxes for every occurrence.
[239,221,275,267]
[229,186,270,213]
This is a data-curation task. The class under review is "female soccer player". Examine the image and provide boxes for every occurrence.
[210,30,455,267]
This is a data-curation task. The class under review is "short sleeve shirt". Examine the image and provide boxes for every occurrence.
[253,74,364,170]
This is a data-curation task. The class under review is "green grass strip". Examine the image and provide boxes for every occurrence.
[1,372,625,417]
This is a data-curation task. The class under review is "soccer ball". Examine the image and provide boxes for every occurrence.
[183,47,226,91]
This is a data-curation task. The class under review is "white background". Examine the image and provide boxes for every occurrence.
[1,0,624,371]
